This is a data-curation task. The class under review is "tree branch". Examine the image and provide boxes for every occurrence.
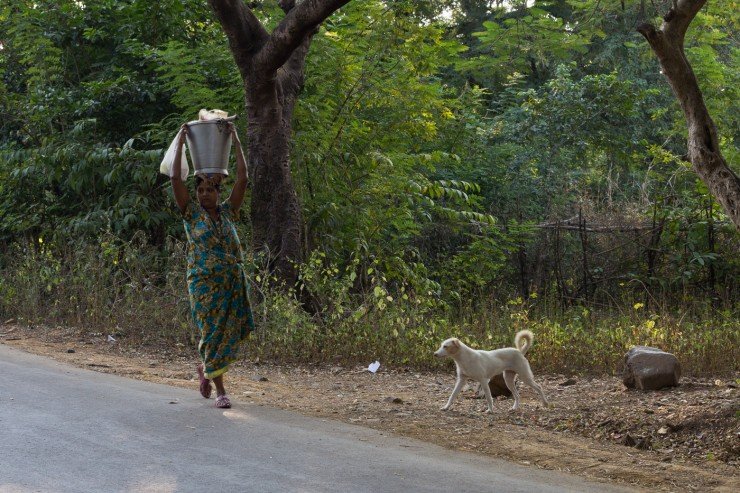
[662,0,706,43]
[208,0,270,74]
[275,0,318,98]
[255,0,351,73]
[638,0,740,229]
[278,0,296,13]
[278,30,316,101]
[636,22,664,51]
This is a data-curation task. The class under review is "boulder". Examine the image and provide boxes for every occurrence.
[622,346,681,390]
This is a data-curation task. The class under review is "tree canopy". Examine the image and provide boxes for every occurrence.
[1,0,738,311]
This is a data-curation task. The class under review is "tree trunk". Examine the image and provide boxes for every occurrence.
[244,29,315,283]
[208,0,351,285]
[638,0,740,230]
[246,74,304,282]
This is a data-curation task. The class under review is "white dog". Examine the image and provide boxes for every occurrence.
[434,330,548,413]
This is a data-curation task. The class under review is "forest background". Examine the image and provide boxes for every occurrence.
[0,0,737,374]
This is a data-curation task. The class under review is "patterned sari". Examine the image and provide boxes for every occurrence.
[183,201,254,379]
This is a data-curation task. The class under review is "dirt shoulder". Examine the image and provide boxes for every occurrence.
[2,323,738,492]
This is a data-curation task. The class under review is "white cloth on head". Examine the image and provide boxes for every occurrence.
[159,128,190,179]
[199,108,228,121]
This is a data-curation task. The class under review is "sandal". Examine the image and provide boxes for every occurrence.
[215,394,231,409]
[197,364,212,399]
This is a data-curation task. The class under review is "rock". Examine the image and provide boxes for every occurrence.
[251,375,268,382]
[622,346,681,390]
[384,396,403,404]
[488,374,513,397]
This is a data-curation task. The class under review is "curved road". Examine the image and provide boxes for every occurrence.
[0,344,635,492]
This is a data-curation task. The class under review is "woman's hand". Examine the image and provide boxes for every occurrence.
[229,122,241,144]
[178,124,189,146]
[228,121,248,211]
[171,123,190,213]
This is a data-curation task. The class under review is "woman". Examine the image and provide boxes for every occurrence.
[171,122,254,409]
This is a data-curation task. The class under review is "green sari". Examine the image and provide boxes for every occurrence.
[183,201,254,379]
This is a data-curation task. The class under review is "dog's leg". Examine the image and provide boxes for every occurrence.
[441,377,465,411]
[519,365,549,407]
[503,370,521,411]
[480,379,495,413]
[475,382,484,399]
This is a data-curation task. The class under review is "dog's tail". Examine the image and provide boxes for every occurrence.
[514,330,534,355]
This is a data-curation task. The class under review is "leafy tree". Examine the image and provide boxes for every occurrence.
[458,1,591,87]
[638,0,740,229]
[0,1,206,244]
[203,0,356,287]
[269,2,495,300]
[1,0,737,315]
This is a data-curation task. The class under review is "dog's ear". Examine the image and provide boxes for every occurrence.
[449,338,460,353]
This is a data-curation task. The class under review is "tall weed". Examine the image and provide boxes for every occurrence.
[0,240,736,375]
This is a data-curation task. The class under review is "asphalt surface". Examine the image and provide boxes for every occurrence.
[0,344,637,492]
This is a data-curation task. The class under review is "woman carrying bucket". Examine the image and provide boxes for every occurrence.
[169,113,255,409]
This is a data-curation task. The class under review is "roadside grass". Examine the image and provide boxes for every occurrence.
[1,238,737,375]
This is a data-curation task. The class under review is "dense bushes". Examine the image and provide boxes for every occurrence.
[1,237,736,375]
[1,1,738,374]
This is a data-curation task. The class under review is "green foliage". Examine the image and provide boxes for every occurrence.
[1,238,736,374]
[155,39,242,116]
[684,2,740,162]
[0,0,225,243]
[1,0,738,374]
[290,3,495,290]
[459,2,592,85]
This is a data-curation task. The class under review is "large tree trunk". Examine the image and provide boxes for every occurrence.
[246,73,305,283]
[246,25,316,283]
[208,0,350,285]
[638,0,740,230]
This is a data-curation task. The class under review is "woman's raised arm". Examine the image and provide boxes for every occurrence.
[227,123,248,211]
[170,124,190,214]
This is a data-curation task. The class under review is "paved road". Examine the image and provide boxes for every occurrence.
[0,344,636,493]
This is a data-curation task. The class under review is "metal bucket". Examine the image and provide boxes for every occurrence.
[185,118,234,176]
